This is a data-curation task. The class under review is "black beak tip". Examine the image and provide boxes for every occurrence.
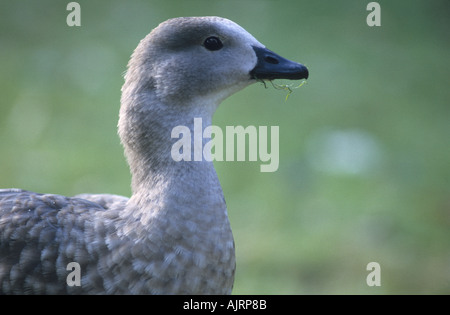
[289,63,309,80]
[301,65,309,80]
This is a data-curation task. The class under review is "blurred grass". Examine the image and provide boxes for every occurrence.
[0,0,449,294]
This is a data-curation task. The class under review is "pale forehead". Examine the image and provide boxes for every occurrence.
[152,16,262,48]
[213,17,261,44]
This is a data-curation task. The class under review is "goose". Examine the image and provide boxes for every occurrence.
[0,16,308,294]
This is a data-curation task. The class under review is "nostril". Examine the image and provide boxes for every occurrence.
[264,56,279,64]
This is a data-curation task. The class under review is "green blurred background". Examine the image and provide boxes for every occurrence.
[0,0,449,294]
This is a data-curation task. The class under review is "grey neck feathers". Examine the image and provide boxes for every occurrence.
[118,76,225,220]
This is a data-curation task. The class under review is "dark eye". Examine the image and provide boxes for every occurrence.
[203,36,223,51]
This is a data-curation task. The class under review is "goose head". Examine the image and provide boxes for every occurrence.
[122,16,308,108]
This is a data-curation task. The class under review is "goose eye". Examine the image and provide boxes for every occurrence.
[203,36,223,51]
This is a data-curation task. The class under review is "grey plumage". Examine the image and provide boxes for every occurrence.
[1,188,234,294]
[0,16,308,294]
